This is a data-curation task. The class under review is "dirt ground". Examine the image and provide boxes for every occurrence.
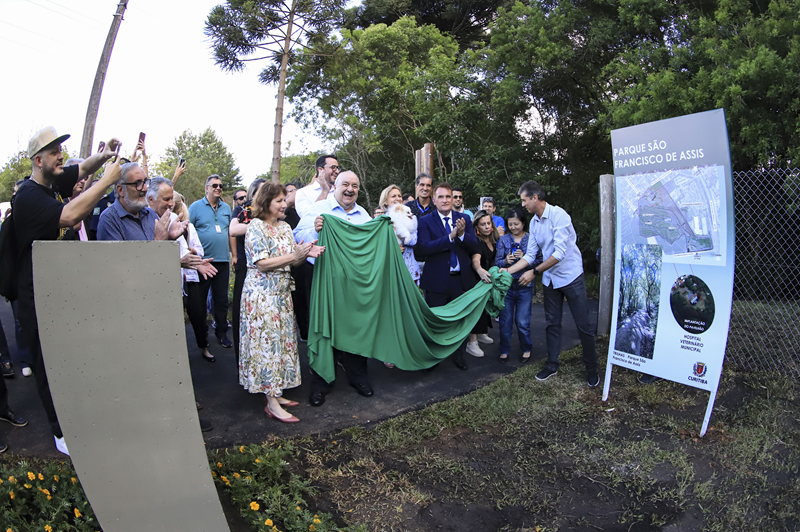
[217,338,800,532]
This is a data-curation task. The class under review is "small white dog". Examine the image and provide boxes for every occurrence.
[385,203,417,246]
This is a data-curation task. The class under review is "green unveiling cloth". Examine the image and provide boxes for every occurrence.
[307,214,512,382]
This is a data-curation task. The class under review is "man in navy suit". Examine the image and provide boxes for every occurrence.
[415,182,479,370]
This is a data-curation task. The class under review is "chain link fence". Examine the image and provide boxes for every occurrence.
[727,168,800,378]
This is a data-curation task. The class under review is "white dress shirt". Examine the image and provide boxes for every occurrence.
[522,202,584,289]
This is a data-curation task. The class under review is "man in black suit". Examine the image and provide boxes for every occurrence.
[415,182,479,370]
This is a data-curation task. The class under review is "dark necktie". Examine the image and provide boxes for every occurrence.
[443,216,458,269]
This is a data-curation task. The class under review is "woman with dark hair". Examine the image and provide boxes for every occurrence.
[495,208,538,363]
[229,178,266,361]
[239,182,324,423]
[467,209,500,357]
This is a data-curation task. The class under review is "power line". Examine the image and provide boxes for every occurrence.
[0,18,75,48]
[0,34,50,56]
[38,0,107,25]
[22,0,104,32]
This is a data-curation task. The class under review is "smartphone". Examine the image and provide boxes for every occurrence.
[511,243,521,253]
[97,140,105,153]
[179,158,185,167]
[112,143,121,163]
[138,132,146,145]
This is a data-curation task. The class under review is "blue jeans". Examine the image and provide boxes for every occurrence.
[543,274,597,372]
[499,282,533,355]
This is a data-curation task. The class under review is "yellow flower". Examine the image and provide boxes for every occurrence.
[8,476,16,484]
[221,476,230,485]
[255,458,261,463]
[9,491,14,499]
[239,446,245,453]
[233,472,241,479]
[265,519,273,527]
[7,528,12,532]
[27,472,35,481]
[71,477,77,484]
[217,462,223,469]
[250,501,260,511]
[38,473,44,481]
[313,518,321,524]
[24,484,32,489]
[296,506,301,511]
[47,495,52,500]
[309,525,316,532]
[53,475,59,482]
[211,471,217,477]
[42,489,51,496]
[74,508,82,518]
[45,526,53,532]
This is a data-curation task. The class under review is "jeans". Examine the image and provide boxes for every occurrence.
[543,274,597,372]
[499,282,533,355]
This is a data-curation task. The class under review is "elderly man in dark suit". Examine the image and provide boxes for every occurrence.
[415,182,479,370]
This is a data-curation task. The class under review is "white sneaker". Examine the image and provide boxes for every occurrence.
[466,341,484,357]
[54,436,70,456]
[477,334,493,344]
[21,367,32,377]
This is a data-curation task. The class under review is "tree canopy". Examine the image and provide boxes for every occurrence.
[153,128,241,204]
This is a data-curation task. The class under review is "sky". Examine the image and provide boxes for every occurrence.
[0,0,326,187]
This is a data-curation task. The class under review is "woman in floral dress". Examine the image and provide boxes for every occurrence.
[239,183,324,423]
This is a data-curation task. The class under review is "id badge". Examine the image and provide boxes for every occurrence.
[215,224,221,233]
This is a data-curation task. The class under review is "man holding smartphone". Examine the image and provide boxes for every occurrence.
[294,155,339,218]
[15,126,123,454]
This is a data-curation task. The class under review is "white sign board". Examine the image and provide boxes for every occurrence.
[604,109,736,436]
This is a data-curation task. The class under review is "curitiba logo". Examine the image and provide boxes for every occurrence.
[693,362,708,378]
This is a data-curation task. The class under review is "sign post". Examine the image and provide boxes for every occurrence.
[603,109,736,436]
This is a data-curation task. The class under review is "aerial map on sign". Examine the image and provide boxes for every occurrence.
[617,165,725,265]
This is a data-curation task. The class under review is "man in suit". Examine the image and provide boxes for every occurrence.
[415,182,479,370]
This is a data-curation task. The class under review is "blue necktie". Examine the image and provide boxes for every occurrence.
[444,216,458,269]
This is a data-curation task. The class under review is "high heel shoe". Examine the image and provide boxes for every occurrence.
[266,396,299,408]
[202,351,215,363]
[265,406,299,423]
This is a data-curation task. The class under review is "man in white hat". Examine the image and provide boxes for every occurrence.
[12,126,122,455]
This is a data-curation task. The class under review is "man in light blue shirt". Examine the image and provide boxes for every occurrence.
[189,175,233,348]
[293,171,373,407]
[504,180,598,387]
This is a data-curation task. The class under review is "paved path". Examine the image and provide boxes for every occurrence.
[0,299,598,458]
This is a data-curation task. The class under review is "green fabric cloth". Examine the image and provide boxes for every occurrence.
[308,214,512,382]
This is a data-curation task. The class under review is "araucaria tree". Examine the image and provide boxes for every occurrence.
[205,0,344,182]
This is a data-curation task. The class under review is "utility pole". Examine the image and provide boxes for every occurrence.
[79,0,129,159]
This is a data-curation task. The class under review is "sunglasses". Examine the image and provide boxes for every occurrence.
[453,195,463,199]
[234,195,246,201]
[208,183,223,189]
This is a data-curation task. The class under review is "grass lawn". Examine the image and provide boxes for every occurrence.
[3,337,799,531]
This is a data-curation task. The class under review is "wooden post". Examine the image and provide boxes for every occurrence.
[423,143,434,176]
[80,0,129,159]
[598,174,616,336]
[415,149,422,178]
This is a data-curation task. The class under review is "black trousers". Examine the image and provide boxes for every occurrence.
[310,349,369,394]
[232,265,246,361]
[16,291,62,438]
[185,281,210,350]
[425,273,468,358]
[195,261,230,342]
[291,261,313,341]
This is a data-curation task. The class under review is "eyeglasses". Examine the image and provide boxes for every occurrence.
[234,195,246,202]
[325,165,340,171]
[208,183,223,189]
[453,195,463,199]
[123,178,150,191]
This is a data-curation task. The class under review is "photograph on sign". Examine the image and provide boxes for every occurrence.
[614,244,662,360]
